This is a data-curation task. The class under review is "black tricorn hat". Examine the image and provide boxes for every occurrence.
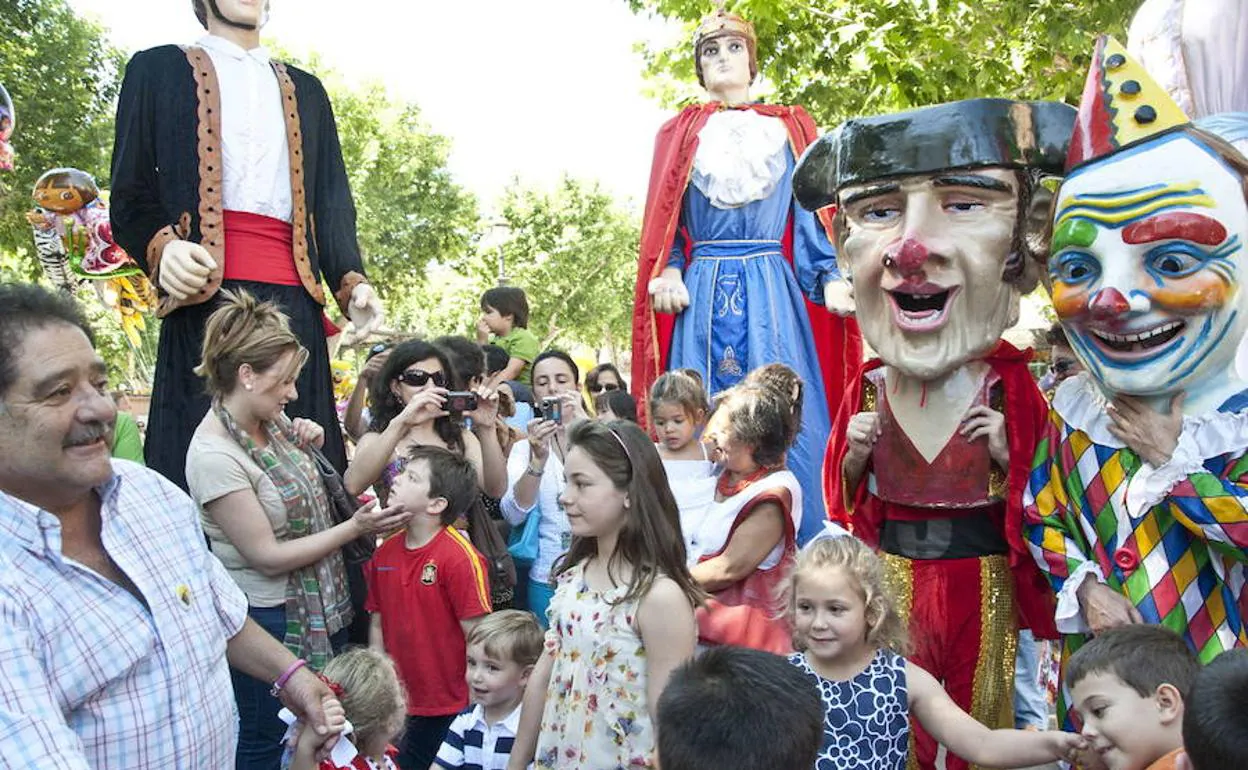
[794,98,1077,211]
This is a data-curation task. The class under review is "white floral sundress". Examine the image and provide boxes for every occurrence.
[535,561,653,769]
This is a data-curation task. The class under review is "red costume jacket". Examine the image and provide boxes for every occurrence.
[825,341,1058,638]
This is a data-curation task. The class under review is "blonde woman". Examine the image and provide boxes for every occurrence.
[184,290,409,770]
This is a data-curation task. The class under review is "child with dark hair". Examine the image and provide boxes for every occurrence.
[433,335,487,390]
[1181,649,1248,770]
[649,370,715,542]
[478,287,539,387]
[656,646,824,770]
[506,420,703,769]
[1067,625,1201,770]
[365,446,493,770]
[594,389,638,423]
[482,344,510,378]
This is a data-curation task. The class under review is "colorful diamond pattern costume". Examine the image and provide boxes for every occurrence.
[1025,379,1248,722]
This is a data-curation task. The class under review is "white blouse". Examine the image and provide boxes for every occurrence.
[500,439,570,585]
[197,35,293,223]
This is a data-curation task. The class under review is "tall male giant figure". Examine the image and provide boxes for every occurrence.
[794,99,1072,770]
[1024,37,1248,723]
[110,0,383,487]
[631,9,861,542]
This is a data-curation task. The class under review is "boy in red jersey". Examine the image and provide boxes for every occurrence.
[366,446,492,770]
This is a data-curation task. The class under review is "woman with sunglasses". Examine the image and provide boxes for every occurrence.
[585,363,625,403]
[345,339,488,506]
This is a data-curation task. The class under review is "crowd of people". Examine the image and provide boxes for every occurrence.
[3,1,1248,770]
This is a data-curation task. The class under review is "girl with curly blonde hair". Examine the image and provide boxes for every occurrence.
[782,536,1081,770]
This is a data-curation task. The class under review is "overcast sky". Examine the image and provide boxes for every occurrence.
[68,0,688,209]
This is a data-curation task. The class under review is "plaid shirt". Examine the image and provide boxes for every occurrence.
[0,460,249,768]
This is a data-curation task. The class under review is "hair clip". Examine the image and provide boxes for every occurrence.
[318,673,346,699]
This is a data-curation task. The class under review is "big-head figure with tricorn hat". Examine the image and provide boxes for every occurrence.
[1024,36,1248,725]
[794,96,1074,770]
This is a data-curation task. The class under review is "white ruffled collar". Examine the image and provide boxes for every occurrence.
[692,109,790,209]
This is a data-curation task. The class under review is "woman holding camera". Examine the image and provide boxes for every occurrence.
[500,350,590,624]
[185,291,411,770]
[344,338,504,504]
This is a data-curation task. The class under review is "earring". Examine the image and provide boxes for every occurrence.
[244,383,253,391]
[624,498,630,509]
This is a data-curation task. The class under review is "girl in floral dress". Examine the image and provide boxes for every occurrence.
[506,420,703,770]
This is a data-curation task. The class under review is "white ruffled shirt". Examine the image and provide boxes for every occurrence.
[691,109,790,209]
[1048,374,1248,633]
[197,35,293,223]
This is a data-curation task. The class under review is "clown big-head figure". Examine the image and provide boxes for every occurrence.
[795,99,1076,380]
[1050,37,1248,413]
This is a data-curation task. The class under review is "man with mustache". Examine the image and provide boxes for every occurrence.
[110,0,383,491]
[794,98,1073,770]
[0,282,343,767]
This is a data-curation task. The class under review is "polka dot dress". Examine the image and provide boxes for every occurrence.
[789,650,909,770]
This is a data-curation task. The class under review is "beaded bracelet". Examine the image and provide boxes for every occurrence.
[270,658,307,697]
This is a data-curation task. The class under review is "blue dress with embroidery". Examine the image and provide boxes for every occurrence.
[789,650,910,770]
[669,148,838,542]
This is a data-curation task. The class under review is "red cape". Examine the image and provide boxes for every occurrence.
[824,341,1058,638]
[629,102,861,427]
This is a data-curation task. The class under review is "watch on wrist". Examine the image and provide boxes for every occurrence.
[525,463,544,477]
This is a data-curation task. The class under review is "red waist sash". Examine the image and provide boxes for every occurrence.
[221,210,300,286]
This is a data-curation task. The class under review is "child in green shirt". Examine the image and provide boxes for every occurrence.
[477,286,540,386]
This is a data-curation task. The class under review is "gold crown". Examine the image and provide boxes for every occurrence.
[694,8,756,51]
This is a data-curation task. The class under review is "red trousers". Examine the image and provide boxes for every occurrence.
[882,553,1018,770]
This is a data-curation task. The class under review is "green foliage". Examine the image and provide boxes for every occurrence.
[427,177,641,354]
[0,0,124,271]
[628,0,1139,126]
[271,49,479,311]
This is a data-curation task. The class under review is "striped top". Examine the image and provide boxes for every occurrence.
[434,703,525,770]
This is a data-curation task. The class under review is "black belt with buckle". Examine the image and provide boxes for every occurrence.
[880,505,1009,560]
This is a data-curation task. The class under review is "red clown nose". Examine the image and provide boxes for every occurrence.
[888,239,930,276]
[1089,287,1131,319]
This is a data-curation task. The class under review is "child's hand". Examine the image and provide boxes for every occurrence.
[476,316,492,342]
[1048,730,1089,766]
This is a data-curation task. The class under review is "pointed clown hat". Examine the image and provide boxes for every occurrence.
[1066,35,1190,172]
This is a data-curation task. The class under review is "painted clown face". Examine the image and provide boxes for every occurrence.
[1050,131,1248,400]
[837,168,1023,380]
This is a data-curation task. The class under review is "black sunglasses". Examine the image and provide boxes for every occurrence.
[398,369,446,388]
[589,382,621,394]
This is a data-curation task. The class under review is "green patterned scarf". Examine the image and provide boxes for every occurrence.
[213,400,352,670]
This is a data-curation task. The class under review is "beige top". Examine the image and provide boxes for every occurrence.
[185,428,289,607]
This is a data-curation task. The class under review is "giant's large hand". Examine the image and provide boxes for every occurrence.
[1107,393,1184,467]
[160,240,216,300]
[649,266,690,315]
[346,283,384,340]
[823,278,855,316]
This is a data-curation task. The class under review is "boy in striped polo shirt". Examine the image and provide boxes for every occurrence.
[434,610,542,770]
